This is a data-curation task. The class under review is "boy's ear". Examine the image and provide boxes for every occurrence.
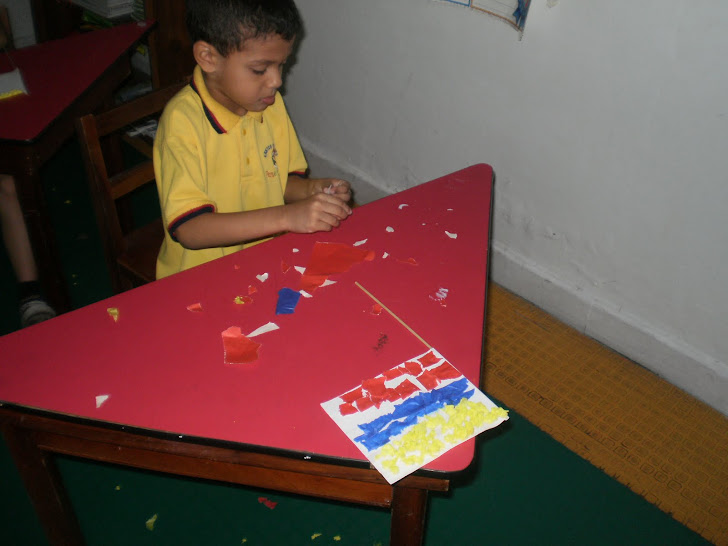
[193,40,221,72]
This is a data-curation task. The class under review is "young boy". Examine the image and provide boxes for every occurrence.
[154,0,352,279]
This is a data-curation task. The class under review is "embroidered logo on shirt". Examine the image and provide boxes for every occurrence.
[263,144,279,178]
[263,144,279,168]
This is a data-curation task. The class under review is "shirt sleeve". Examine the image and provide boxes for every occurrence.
[154,99,216,241]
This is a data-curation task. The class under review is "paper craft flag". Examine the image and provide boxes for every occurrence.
[300,242,374,293]
[322,348,508,483]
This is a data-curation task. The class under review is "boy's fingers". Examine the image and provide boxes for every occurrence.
[320,194,352,216]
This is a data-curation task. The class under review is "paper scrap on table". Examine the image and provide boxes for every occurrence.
[321,348,508,484]
[222,326,261,364]
[445,231,457,239]
[187,302,203,312]
[95,394,109,408]
[430,287,449,306]
[256,273,269,282]
[247,322,279,337]
[276,287,301,314]
[299,242,374,293]
[107,307,119,322]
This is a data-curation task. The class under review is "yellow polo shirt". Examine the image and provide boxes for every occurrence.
[154,65,308,279]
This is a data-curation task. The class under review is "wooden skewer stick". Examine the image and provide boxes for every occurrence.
[355,282,432,349]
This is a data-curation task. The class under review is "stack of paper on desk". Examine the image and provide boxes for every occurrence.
[71,0,133,19]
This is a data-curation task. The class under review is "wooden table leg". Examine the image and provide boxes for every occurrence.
[390,485,429,546]
[1,408,448,546]
[1,424,85,546]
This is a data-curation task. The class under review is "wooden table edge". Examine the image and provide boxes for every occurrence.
[1,405,451,545]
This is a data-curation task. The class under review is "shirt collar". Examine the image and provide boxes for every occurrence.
[191,65,263,134]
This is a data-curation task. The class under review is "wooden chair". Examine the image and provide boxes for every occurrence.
[75,82,185,293]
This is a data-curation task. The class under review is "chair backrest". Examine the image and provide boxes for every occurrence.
[75,82,186,293]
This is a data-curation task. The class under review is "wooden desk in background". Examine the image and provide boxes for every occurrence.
[0,164,494,546]
[0,21,153,312]
[30,0,194,89]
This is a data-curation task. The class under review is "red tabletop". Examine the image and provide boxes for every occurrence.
[0,21,153,142]
[0,164,493,474]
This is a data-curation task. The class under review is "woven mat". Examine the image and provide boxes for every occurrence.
[482,284,728,545]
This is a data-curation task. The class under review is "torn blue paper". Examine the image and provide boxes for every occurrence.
[276,287,301,315]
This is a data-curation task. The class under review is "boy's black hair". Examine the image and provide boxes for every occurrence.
[186,0,303,57]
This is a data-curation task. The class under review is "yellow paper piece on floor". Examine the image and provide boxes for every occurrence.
[145,513,158,531]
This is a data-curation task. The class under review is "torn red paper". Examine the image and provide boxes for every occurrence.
[299,273,328,293]
[299,242,374,293]
[419,350,440,366]
[222,326,260,364]
[341,386,363,403]
[187,302,203,312]
[258,497,277,509]
[339,402,358,416]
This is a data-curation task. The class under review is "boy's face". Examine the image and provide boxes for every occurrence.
[203,34,295,116]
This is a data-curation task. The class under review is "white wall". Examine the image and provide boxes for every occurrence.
[285,0,728,415]
[3,0,35,47]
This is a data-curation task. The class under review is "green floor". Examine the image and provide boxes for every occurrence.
[0,141,711,545]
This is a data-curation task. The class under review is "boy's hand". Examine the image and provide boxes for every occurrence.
[285,193,352,234]
[312,178,352,204]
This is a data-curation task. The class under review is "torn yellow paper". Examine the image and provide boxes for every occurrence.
[107,307,119,322]
[374,399,508,472]
[311,533,322,540]
[145,513,158,531]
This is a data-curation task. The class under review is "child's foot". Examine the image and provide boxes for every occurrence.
[19,297,56,328]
